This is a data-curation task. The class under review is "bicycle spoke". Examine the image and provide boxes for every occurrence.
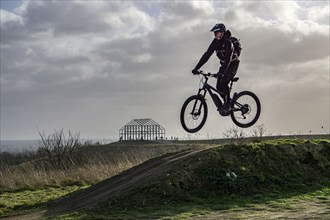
[231,92,260,127]
[180,96,208,133]
[184,101,204,130]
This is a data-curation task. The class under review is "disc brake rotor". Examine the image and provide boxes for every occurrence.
[192,112,200,120]
[241,104,250,115]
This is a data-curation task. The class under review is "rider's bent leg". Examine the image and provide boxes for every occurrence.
[216,60,240,102]
[216,76,230,102]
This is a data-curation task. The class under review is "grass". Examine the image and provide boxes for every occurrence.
[1,137,329,219]
[3,187,328,219]
[0,185,89,217]
[0,142,191,192]
[45,185,330,219]
[43,138,330,219]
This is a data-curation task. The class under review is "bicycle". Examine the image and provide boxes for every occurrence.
[180,70,261,133]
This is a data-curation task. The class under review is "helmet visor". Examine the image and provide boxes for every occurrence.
[210,23,226,32]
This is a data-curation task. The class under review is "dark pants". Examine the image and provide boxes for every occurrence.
[216,60,240,102]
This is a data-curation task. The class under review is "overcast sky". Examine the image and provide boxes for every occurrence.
[1,0,329,140]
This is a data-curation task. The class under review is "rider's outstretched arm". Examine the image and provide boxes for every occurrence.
[193,39,216,71]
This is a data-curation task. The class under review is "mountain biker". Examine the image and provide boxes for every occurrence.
[192,23,240,114]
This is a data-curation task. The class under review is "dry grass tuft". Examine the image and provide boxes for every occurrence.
[0,141,190,191]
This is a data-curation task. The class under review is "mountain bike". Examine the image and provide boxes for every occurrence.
[180,70,261,133]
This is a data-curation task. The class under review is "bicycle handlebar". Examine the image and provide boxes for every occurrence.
[194,70,218,78]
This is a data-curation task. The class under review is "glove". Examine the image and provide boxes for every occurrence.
[192,69,199,75]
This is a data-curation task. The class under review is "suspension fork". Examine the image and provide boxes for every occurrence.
[191,89,207,115]
[197,88,207,98]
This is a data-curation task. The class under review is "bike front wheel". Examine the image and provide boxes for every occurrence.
[231,91,261,128]
[180,95,208,133]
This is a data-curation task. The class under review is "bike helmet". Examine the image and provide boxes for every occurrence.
[210,23,226,33]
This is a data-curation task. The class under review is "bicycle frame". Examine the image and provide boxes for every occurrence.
[196,74,227,108]
[194,72,244,115]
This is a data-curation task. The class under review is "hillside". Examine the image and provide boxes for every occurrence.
[3,138,330,219]
[44,139,330,217]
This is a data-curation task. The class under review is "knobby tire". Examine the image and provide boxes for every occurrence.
[230,91,261,128]
[180,95,208,133]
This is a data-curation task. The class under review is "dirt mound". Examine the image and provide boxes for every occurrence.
[44,148,205,215]
[42,140,330,216]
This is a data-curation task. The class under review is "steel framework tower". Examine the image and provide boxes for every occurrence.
[119,118,165,141]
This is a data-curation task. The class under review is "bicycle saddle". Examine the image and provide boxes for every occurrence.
[231,77,239,82]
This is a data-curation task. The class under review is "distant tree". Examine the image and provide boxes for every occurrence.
[37,129,81,169]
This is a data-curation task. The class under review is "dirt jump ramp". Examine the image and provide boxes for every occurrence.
[45,148,203,216]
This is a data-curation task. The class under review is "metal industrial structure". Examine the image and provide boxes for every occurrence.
[119,118,165,141]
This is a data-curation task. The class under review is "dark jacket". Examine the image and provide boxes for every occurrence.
[194,30,238,74]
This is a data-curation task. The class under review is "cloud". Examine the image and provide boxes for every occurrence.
[0,9,23,25]
[1,1,329,140]
[240,22,329,66]
[16,1,154,35]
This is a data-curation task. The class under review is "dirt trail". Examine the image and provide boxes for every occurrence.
[53,149,202,211]
[4,149,203,219]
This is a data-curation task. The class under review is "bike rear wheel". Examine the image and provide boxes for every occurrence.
[231,91,261,128]
[180,95,208,133]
